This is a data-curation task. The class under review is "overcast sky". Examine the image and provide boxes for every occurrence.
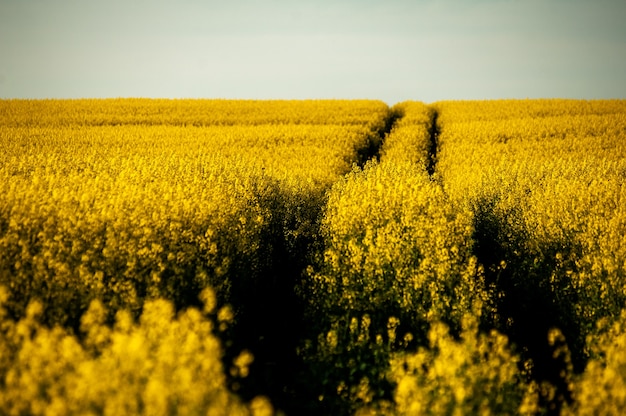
[1,0,625,104]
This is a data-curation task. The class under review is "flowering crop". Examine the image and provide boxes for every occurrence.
[301,101,513,414]
[1,98,625,415]
[0,285,274,415]
[0,98,390,128]
[0,99,390,414]
[0,100,389,323]
[434,99,626,412]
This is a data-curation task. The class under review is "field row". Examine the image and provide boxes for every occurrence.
[0,100,395,415]
[434,100,626,415]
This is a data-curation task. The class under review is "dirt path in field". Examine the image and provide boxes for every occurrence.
[357,106,404,167]
[427,109,440,177]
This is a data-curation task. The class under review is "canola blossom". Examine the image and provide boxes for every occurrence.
[433,99,626,414]
[0,99,390,415]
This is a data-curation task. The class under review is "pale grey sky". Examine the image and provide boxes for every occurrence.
[1,0,625,104]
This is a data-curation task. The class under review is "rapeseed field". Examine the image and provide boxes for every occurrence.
[1,98,624,415]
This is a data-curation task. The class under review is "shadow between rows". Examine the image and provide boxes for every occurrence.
[222,105,406,414]
[470,197,586,413]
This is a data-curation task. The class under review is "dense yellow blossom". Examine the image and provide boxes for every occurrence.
[0,98,390,128]
[304,101,488,414]
[0,286,268,415]
[1,98,625,415]
[311,161,478,326]
[390,315,537,416]
[435,99,626,326]
[0,99,390,325]
[434,99,626,413]
[564,310,626,415]
[379,101,433,168]
[0,98,390,415]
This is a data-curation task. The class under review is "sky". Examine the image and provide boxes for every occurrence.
[1,0,625,104]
